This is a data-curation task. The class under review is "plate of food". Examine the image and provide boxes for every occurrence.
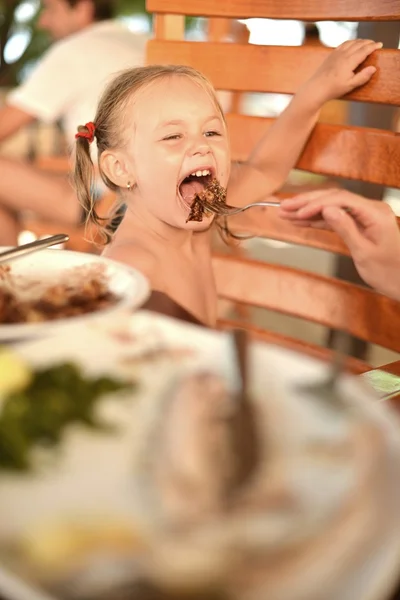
[0,248,150,342]
[0,312,400,600]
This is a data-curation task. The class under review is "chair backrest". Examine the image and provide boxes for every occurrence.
[146,0,400,253]
[146,3,400,368]
[213,251,400,372]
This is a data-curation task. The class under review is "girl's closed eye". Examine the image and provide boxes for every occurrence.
[204,130,221,137]
[162,133,182,141]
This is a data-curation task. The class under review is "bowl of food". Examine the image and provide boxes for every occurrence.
[0,248,150,341]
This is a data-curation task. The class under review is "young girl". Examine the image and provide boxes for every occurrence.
[74,39,381,326]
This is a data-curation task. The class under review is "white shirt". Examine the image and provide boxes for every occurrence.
[7,21,148,146]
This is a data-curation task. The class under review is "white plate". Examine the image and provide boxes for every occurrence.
[0,248,150,342]
[0,312,399,600]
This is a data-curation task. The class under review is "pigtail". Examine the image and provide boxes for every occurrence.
[74,123,112,244]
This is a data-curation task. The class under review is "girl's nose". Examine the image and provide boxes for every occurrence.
[190,136,211,157]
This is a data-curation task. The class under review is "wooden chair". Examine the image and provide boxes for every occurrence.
[213,252,400,373]
[146,0,400,368]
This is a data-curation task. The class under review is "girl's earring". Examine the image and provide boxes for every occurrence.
[126,181,132,191]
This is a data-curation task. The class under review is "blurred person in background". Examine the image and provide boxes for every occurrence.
[0,0,147,244]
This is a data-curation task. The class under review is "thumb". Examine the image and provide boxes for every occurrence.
[322,206,365,253]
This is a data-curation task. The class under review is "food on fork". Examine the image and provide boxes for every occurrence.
[186,179,227,223]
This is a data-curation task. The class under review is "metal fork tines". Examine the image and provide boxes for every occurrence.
[202,199,280,217]
[201,199,353,218]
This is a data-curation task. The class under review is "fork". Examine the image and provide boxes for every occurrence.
[0,234,69,264]
[202,197,352,219]
[203,199,280,217]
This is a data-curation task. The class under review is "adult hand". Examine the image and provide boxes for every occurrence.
[279,189,400,301]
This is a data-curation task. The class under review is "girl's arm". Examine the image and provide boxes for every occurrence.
[228,39,382,206]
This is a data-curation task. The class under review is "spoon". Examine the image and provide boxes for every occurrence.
[0,234,69,264]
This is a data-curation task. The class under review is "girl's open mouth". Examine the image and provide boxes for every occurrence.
[178,169,213,206]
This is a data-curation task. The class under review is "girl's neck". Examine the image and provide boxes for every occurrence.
[116,202,207,254]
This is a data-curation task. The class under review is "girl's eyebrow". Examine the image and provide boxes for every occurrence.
[156,119,184,130]
[204,115,222,124]
[155,115,221,130]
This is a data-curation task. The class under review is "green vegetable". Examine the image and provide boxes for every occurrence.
[0,362,134,472]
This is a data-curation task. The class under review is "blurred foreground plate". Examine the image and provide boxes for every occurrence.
[0,312,399,600]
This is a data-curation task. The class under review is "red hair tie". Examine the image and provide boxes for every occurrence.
[75,122,96,143]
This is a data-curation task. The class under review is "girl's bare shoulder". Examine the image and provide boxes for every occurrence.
[102,240,159,285]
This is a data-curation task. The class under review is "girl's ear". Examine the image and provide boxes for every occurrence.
[100,150,135,188]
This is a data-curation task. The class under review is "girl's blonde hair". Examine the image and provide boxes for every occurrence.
[74,64,226,244]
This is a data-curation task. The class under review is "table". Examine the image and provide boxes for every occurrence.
[3,293,397,600]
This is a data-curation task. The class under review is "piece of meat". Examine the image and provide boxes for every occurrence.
[186,197,205,223]
[186,179,227,223]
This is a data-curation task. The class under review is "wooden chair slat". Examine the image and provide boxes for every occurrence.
[147,41,400,105]
[212,253,400,352]
[217,318,370,373]
[154,14,185,39]
[227,115,400,188]
[226,206,350,255]
[207,17,233,41]
[147,0,400,21]
[226,203,400,256]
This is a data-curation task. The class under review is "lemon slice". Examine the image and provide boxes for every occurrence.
[0,349,32,397]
